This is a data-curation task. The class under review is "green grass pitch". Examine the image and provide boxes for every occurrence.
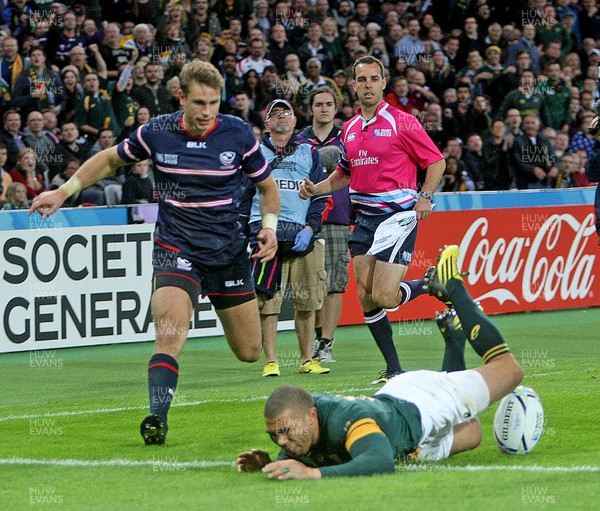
[1,308,599,510]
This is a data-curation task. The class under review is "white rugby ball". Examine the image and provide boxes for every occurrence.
[493,386,544,455]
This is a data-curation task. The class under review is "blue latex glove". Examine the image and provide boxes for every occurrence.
[292,228,312,252]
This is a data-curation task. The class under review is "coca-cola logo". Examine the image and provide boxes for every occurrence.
[459,213,596,304]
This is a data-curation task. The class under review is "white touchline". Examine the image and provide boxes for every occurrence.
[0,458,234,468]
[0,387,374,423]
[399,464,600,473]
[0,458,598,473]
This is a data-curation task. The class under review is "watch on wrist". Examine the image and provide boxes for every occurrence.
[419,191,432,201]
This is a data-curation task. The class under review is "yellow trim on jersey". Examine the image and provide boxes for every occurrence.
[345,418,384,452]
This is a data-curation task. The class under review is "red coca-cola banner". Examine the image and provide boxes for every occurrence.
[339,205,599,325]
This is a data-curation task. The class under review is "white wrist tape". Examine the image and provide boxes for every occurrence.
[59,177,83,198]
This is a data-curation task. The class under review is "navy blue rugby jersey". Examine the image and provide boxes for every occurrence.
[117,111,271,265]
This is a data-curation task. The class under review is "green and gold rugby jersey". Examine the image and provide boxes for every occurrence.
[277,393,423,477]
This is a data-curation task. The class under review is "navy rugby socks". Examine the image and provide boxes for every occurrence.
[399,279,427,305]
[148,353,179,424]
[364,307,402,372]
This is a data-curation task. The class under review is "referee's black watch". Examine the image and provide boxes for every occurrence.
[419,191,433,201]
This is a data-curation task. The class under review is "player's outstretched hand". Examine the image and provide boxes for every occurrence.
[262,459,321,480]
[298,178,317,200]
[29,189,68,219]
[253,228,278,262]
[236,449,272,473]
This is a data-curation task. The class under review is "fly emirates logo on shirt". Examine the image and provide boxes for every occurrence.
[350,149,379,167]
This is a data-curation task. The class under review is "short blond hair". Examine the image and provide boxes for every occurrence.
[179,59,224,95]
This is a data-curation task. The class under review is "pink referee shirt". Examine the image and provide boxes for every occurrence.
[336,101,443,215]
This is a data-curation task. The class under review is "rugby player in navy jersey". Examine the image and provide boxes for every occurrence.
[30,60,281,445]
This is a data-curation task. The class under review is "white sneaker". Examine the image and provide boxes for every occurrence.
[319,340,336,363]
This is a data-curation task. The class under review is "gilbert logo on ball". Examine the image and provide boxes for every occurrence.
[493,386,544,455]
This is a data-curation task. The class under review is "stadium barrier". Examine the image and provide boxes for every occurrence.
[1,189,598,353]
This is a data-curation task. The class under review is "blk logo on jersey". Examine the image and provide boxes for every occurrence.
[219,151,236,167]
[187,141,207,149]
[225,279,244,287]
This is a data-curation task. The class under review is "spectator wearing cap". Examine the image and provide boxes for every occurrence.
[248,98,330,378]
[298,23,335,77]
[394,16,425,66]
[12,47,63,121]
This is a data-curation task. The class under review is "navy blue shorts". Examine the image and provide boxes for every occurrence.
[152,238,255,309]
[348,211,418,266]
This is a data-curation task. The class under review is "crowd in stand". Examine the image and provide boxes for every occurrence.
[0,0,599,209]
